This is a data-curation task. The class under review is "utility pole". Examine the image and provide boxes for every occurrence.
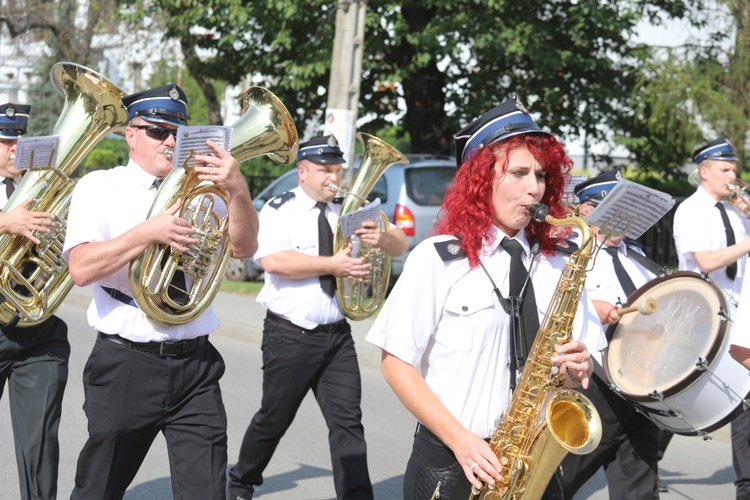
[324,0,366,176]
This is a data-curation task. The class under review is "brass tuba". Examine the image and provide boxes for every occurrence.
[469,204,602,499]
[129,87,299,325]
[332,133,408,320]
[0,62,127,327]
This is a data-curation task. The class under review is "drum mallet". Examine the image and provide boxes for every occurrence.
[618,297,658,316]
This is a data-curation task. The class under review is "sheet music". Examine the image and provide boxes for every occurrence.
[586,178,675,240]
[13,135,60,171]
[172,126,231,170]
[339,198,382,237]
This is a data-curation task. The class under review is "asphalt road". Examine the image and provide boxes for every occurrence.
[0,285,741,499]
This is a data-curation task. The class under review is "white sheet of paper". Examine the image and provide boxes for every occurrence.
[586,178,675,240]
[172,126,231,170]
[339,198,382,238]
[13,135,61,171]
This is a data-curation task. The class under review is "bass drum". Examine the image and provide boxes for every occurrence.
[603,271,750,435]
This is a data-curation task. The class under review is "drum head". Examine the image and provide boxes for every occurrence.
[604,272,728,400]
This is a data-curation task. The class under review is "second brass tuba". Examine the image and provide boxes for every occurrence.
[0,62,127,327]
[332,133,408,320]
[469,204,602,499]
[129,87,298,325]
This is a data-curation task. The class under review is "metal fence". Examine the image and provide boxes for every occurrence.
[635,197,685,270]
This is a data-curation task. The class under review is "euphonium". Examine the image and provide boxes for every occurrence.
[332,133,407,320]
[469,204,602,499]
[0,62,127,327]
[129,87,299,325]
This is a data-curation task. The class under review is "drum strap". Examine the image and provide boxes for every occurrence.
[625,246,664,277]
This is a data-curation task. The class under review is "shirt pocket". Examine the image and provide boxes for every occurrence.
[439,290,496,352]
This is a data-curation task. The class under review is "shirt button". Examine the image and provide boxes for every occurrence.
[462,305,468,312]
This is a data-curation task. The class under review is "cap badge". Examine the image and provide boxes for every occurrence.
[514,95,529,114]
[5,105,15,118]
[447,242,461,255]
[169,86,180,101]
[327,135,338,148]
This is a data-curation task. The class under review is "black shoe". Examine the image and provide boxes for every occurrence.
[658,477,668,493]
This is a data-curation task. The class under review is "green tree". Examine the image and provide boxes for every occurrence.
[120,0,699,158]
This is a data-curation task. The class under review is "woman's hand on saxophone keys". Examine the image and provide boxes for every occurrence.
[553,341,592,389]
[451,429,503,490]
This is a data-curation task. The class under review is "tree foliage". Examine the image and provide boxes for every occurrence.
[115,0,700,161]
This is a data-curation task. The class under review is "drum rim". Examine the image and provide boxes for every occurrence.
[603,270,730,402]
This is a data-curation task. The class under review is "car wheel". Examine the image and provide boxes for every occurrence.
[225,258,248,281]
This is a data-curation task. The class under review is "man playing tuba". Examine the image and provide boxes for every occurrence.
[0,103,70,500]
[62,84,258,498]
[228,134,407,500]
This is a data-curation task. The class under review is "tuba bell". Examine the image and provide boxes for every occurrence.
[332,133,408,320]
[0,62,127,327]
[129,87,299,325]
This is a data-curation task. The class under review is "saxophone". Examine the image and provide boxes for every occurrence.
[469,203,602,499]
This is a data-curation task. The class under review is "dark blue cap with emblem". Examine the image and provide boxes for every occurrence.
[574,169,619,205]
[297,134,346,164]
[692,136,738,165]
[123,84,189,126]
[453,95,551,168]
[0,103,30,139]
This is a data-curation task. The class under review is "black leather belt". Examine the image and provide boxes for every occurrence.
[266,311,348,334]
[97,332,207,357]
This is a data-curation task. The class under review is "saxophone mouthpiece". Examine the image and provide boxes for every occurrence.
[526,203,550,222]
[163,148,174,161]
[8,152,15,165]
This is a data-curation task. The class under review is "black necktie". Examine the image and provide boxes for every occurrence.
[316,202,336,297]
[3,177,14,199]
[152,178,163,189]
[500,237,539,354]
[604,246,637,297]
[716,202,737,280]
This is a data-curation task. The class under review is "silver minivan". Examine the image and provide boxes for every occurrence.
[225,154,457,282]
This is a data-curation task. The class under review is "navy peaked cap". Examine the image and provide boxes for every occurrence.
[297,134,346,164]
[0,103,30,139]
[123,84,189,126]
[693,136,738,165]
[453,95,551,167]
[574,169,620,205]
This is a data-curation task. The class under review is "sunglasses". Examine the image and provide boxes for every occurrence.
[130,124,178,141]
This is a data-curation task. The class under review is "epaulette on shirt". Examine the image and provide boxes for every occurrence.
[268,191,295,209]
[553,239,579,254]
[434,239,466,261]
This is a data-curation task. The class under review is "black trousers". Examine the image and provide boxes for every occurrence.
[561,374,660,500]
[71,335,227,500]
[228,316,373,499]
[732,407,750,499]
[0,315,69,500]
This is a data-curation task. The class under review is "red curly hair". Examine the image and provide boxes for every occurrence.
[435,133,573,267]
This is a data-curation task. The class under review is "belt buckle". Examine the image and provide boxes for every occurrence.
[159,340,181,357]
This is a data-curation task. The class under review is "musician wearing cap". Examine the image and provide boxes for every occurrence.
[62,84,258,498]
[560,170,664,499]
[673,136,750,500]
[365,97,606,499]
[0,103,69,500]
[227,134,407,500]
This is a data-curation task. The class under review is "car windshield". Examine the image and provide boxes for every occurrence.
[405,167,455,206]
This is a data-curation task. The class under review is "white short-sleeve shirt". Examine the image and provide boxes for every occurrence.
[254,187,344,329]
[673,186,750,303]
[62,160,220,342]
[366,226,606,438]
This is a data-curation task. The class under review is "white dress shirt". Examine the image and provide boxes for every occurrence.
[254,187,344,329]
[673,186,750,303]
[366,225,606,438]
[62,160,221,342]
